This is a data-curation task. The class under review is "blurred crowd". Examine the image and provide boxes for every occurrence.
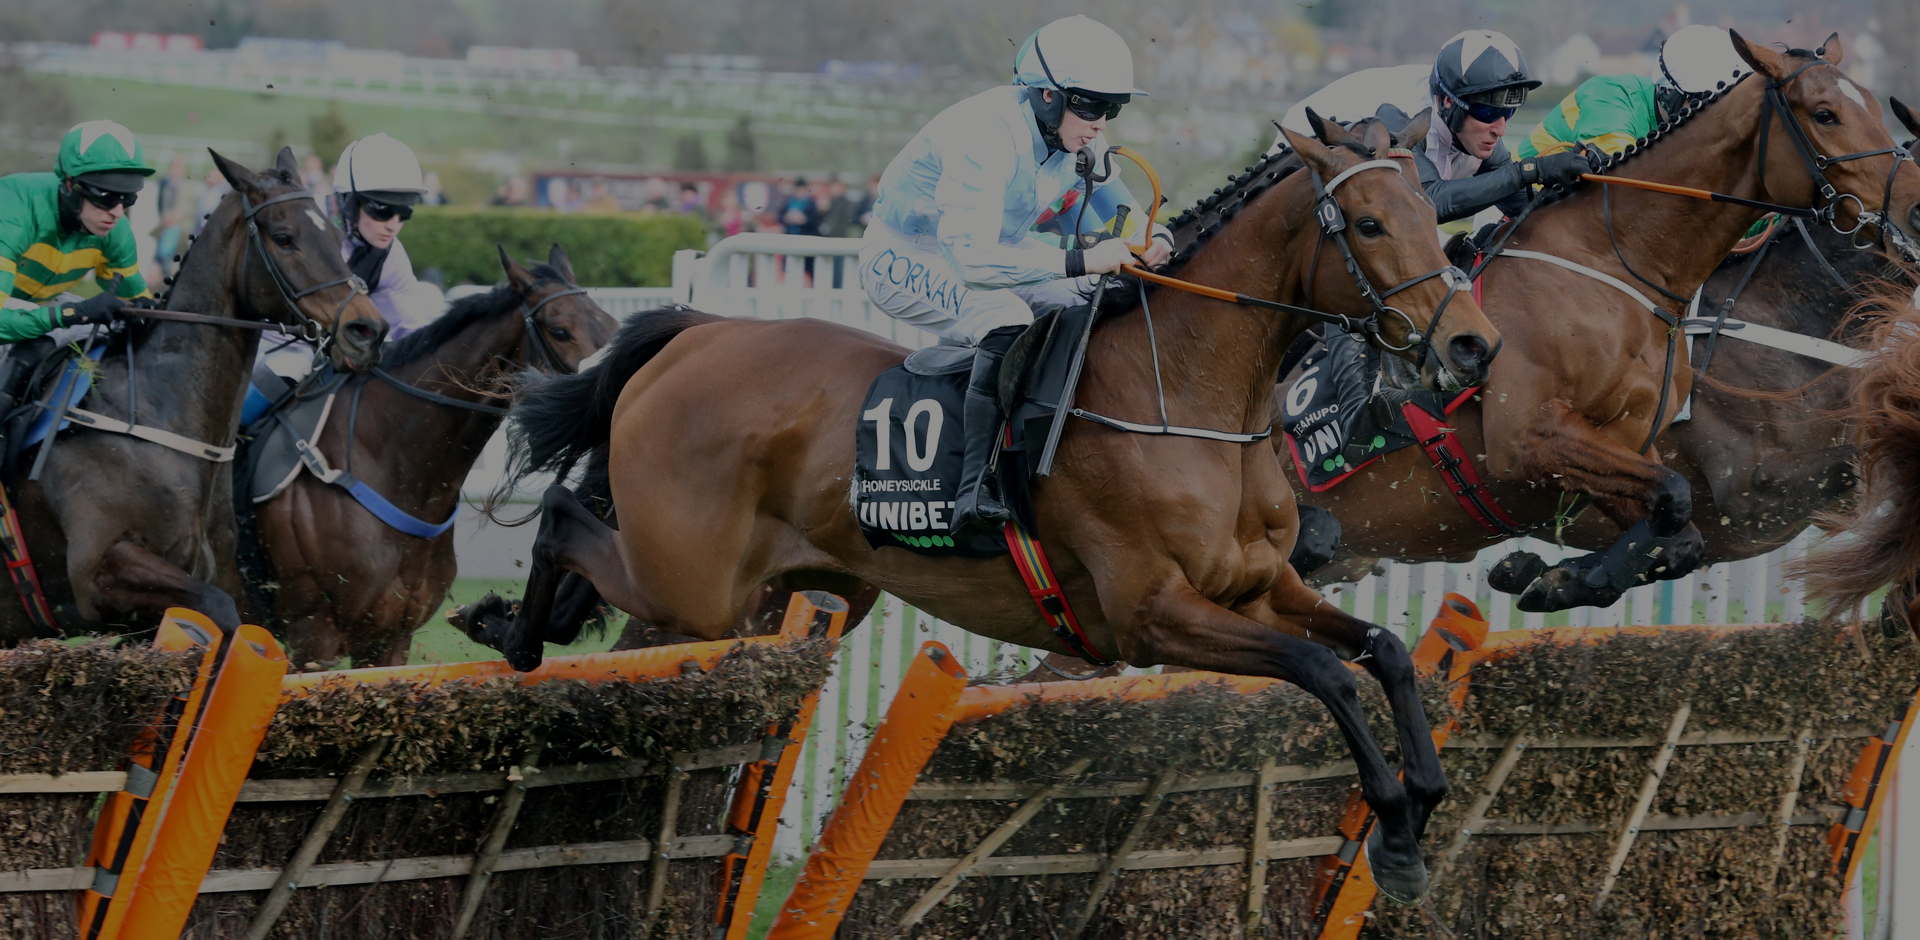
[498,172,875,245]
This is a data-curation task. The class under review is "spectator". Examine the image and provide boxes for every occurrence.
[545,176,578,212]
[858,175,880,230]
[676,183,704,218]
[193,164,231,236]
[421,170,449,206]
[583,177,621,213]
[819,179,857,238]
[782,177,820,236]
[300,153,332,198]
[715,188,746,239]
[150,156,194,281]
[642,177,671,213]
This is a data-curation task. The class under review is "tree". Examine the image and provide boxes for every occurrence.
[309,103,354,168]
[674,134,710,171]
[724,116,757,172]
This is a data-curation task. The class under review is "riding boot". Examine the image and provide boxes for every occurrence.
[950,325,1024,537]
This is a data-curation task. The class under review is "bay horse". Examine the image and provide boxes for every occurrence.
[0,148,388,641]
[253,245,616,668]
[1288,35,1920,611]
[479,115,1502,901]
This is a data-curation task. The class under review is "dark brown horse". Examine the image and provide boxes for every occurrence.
[0,148,388,640]
[475,116,1502,901]
[1290,36,1920,611]
[253,245,615,668]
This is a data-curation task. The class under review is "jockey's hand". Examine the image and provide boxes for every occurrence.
[1082,238,1137,275]
[1522,149,1597,188]
[126,296,162,310]
[59,280,127,328]
[1138,233,1173,269]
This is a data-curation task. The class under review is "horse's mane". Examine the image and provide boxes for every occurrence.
[383,262,570,368]
[1160,122,1384,273]
[1535,70,1756,208]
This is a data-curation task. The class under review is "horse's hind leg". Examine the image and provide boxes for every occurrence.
[1133,580,1431,903]
[92,541,242,633]
[498,485,643,670]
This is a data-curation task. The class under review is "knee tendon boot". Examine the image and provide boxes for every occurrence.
[950,325,1023,536]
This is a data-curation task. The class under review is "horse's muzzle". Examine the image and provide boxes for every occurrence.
[329,313,389,372]
[1444,332,1497,387]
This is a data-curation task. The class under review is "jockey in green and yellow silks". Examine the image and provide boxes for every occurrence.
[1520,25,1754,161]
[0,120,155,342]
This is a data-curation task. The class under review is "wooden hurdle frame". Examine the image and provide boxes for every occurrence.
[0,591,850,940]
[767,611,1911,939]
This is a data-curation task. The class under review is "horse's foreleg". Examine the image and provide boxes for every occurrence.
[1131,579,1429,902]
[91,541,241,633]
[500,485,642,671]
[1267,565,1447,841]
[1507,400,1699,611]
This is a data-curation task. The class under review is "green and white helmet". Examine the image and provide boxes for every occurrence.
[57,121,153,193]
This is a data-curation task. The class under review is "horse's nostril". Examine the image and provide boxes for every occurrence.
[1448,334,1490,371]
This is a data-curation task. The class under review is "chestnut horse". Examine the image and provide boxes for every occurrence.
[0,148,388,641]
[252,245,615,667]
[1290,35,1920,612]
[475,116,1500,901]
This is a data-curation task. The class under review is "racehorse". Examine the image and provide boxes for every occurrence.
[250,245,616,667]
[0,148,388,641]
[474,114,1502,902]
[1798,268,1920,633]
[1287,35,1919,612]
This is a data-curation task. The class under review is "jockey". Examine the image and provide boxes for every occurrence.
[0,121,154,342]
[330,133,443,338]
[1520,25,1752,161]
[1273,30,1592,224]
[860,14,1172,535]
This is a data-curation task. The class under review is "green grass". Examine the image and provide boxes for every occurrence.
[404,577,623,665]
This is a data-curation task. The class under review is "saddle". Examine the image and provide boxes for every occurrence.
[240,364,349,504]
[1278,334,1476,492]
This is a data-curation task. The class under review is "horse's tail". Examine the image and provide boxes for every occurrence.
[1803,273,1920,619]
[503,305,725,492]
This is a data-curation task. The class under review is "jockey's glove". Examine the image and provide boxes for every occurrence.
[58,280,128,328]
[1519,149,1597,189]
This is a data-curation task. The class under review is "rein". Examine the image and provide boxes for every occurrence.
[520,286,588,375]
[236,190,370,342]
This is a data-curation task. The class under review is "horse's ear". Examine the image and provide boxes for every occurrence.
[1729,29,1788,81]
[1305,107,1362,150]
[274,146,300,184]
[209,149,263,199]
[1891,97,1920,141]
[1818,32,1844,67]
[1398,108,1434,150]
[1358,120,1392,158]
[498,243,537,293]
[1278,123,1338,178]
[547,243,577,284]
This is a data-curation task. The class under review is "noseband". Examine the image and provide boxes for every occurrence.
[1759,55,1919,261]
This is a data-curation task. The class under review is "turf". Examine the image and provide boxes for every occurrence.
[404,576,623,665]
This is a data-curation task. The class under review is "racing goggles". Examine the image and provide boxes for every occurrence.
[1064,91,1125,122]
[360,198,414,222]
[72,180,137,210]
[1459,101,1517,124]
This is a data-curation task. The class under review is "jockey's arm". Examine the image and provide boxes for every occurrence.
[0,248,67,343]
[92,223,152,302]
[1416,143,1531,224]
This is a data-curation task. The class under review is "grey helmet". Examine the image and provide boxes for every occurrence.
[1429,30,1541,133]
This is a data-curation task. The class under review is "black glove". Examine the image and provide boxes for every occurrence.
[127,296,163,310]
[1519,149,1597,188]
[59,290,125,328]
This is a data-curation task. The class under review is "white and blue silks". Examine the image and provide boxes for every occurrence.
[861,85,1163,345]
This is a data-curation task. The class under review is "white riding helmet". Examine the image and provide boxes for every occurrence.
[331,133,429,205]
[1656,25,1752,95]
[1012,15,1148,99]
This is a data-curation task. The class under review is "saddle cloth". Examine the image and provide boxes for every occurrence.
[1279,336,1476,491]
[240,367,347,504]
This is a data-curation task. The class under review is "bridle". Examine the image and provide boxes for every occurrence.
[1758,54,1918,262]
[235,189,370,344]
[519,283,589,375]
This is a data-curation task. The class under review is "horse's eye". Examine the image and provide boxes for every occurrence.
[271,232,295,248]
[1814,109,1839,125]
[1357,218,1384,237]
[547,327,573,342]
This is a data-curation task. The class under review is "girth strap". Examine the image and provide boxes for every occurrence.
[61,406,236,463]
[1402,403,1527,538]
[1004,521,1114,667]
[1491,249,1673,323]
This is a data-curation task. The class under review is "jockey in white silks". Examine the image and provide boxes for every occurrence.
[860,14,1173,534]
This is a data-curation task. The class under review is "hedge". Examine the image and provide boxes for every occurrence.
[400,208,707,287]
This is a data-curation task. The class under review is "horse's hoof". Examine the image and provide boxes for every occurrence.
[1487,551,1547,595]
[1516,565,1622,613]
[504,644,545,673]
[454,592,518,646]
[1366,826,1429,904]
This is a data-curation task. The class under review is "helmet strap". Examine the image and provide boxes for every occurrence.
[1025,37,1071,154]
[55,179,86,235]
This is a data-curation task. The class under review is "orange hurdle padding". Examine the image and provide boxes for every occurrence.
[1313,594,1486,940]
[767,642,969,940]
[715,592,850,940]
[78,611,225,940]
[1827,682,1920,881]
[118,618,288,940]
[281,634,791,693]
